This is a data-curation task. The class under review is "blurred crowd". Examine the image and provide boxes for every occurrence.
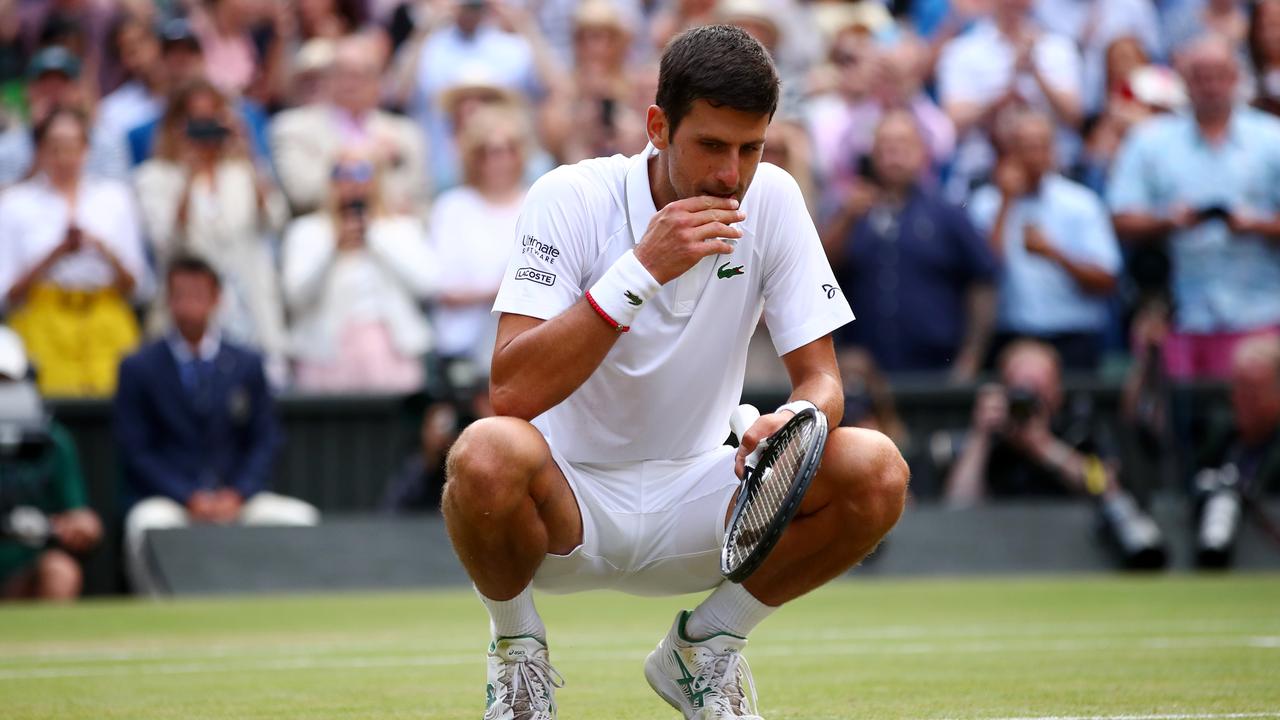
[1,0,1280,394]
[4,0,1280,598]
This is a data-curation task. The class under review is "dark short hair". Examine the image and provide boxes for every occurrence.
[167,254,221,288]
[656,24,779,138]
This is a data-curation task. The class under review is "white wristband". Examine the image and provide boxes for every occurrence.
[585,250,660,332]
[777,400,818,418]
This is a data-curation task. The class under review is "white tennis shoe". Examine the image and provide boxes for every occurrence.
[484,636,564,720]
[644,610,763,719]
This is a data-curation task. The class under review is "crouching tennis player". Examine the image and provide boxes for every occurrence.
[443,24,909,720]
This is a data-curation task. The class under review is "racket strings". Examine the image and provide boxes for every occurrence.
[727,418,818,566]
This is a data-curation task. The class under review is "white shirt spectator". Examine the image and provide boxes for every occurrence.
[1035,0,1163,115]
[938,19,1083,200]
[0,174,150,306]
[282,214,440,365]
[97,80,164,149]
[135,158,290,372]
[427,185,523,364]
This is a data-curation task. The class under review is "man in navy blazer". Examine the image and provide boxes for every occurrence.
[114,256,317,595]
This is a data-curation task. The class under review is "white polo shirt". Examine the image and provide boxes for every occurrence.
[493,145,854,464]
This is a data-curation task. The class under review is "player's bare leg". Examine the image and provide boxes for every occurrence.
[443,416,582,599]
[646,428,907,719]
[442,416,581,720]
[741,427,909,605]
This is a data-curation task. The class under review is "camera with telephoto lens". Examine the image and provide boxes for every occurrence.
[1005,386,1042,427]
[1194,464,1242,569]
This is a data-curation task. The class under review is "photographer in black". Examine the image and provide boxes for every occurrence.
[1193,335,1280,568]
[0,327,101,601]
[943,339,1167,568]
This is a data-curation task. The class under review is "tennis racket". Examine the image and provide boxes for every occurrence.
[721,403,828,583]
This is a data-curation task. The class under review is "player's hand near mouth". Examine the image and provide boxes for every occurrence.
[633,195,744,284]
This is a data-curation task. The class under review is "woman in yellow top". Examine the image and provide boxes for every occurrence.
[0,108,149,396]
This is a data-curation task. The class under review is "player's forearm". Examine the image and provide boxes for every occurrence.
[490,301,624,420]
[786,369,845,430]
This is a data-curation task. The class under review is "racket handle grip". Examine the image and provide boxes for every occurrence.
[729,404,761,444]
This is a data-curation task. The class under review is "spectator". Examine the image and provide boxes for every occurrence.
[135,79,290,385]
[0,45,129,187]
[805,24,876,187]
[124,19,272,167]
[762,115,817,215]
[189,0,288,106]
[937,0,1083,201]
[282,147,438,394]
[810,35,955,193]
[114,257,318,597]
[381,360,494,514]
[270,33,429,218]
[1033,0,1162,117]
[1249,0,1280,116]
[0,326,102,601]
[542,0,646,164]
[942,339,1167,568]
[1080,41,1187,194]
[0,108,147,396]
[1164,0,1248,55]
[970,110,1121,371]
[823,110,997,380]
[413,0,566,191]
[531,0,645,67]
[95,14,164,159]
[650,0,718,51]
[1110,35,1280,380]
[1194,335,1280,560]
[427,106,528,368]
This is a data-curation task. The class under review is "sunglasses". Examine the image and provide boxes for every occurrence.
[332,162,374,182]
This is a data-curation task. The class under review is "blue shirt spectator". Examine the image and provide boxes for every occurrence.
[1109,107,1280,335]
[824,111,998,380]
[1110,35,1280,380]
[970,111,1121,369]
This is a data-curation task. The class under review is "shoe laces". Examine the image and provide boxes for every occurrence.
[701,648,760,718]
[500,651,565,718]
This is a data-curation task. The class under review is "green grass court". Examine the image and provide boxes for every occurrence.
[2,575,1278,719]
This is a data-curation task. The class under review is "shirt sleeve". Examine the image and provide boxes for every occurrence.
[492,168,592,321]
[761,170,855,356]
[46,423,88,512]
[948,202,998,283]
[936,39,977,105]
[1107,124,1156,213]
[966,186,1000,234]
[1035,34,1082,98]
[1069,189,1124,273]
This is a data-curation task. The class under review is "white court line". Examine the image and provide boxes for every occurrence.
[1,635,1276,681]
[943,714,1280,720]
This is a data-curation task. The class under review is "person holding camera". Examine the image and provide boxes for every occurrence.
[282,146,439,394]
[0,108,148,396]
[0,327,102,601]
[822,110,998,382]
[969,109,1121,371]
[1110,35,1280,381]
[943,339,1166,568]
[135,79,290,385]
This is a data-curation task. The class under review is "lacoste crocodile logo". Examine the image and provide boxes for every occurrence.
[625,290,643,306]
[718,262,745,279]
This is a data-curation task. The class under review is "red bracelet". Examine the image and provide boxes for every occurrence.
[585,290,629,332]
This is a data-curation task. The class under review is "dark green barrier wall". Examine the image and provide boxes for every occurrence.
[50,380,1229,595]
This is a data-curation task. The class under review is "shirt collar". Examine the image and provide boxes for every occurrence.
[624,142,660,246]
[168,329,221,365]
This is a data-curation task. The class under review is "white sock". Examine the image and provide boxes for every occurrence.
[478,586,547,642]
[684,582,776,640]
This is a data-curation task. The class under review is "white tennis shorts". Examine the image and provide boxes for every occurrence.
[532,443,740,597]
